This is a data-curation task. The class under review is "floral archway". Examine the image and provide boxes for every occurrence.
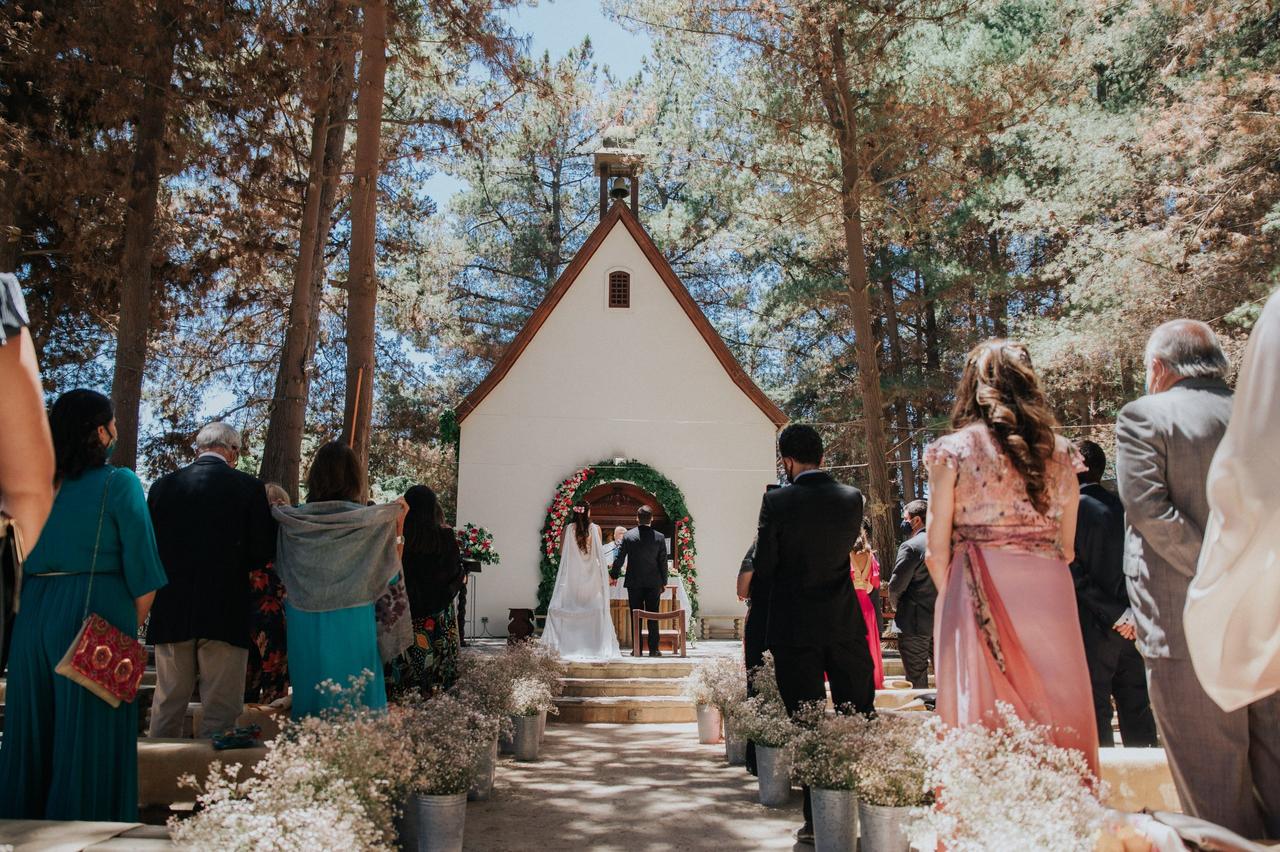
[538,460,698,617]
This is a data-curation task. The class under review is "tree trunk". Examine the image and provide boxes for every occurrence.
[340,0,388,495]
[821,28,897,563]
[0,169,20,273]
[987,232,1007,337]
[880,265,915,501]
[109,10,177,470]
[259,9,356,500]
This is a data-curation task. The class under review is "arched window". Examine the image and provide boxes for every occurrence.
[608,271,630,308]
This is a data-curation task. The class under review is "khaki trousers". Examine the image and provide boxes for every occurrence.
[149,639,248,738]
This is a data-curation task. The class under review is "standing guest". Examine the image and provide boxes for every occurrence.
[1185,290,1280,712]
[245,483,291,704]
[0,273,55,671]
[603,526,627,578]
[272,442,407,718]
[888,500,934,689]
[1070,440,1157,747]
[850,519,884,689]
[392,485,462,696]
[752,424,871,845]
[0,390,167,821]
[736,484,780,776]
[1117,319,1280,837]
[610,506,668,657]
[147,423,276,738]
[925,340,1099,778]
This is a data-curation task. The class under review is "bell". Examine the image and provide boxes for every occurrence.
[609,176,630,200]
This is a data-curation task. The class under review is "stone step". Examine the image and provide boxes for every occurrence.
[552,695,697,724]
[564,660,695,679]
[561,677,686,697]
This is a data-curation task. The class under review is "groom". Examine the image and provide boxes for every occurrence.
[611,506,668,657]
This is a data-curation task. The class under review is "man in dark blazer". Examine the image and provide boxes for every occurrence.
[752,424,872,843]
[888,499,935,689]
[147,422,276,738]
[1071,440,1157,748]
[610,505,668,656]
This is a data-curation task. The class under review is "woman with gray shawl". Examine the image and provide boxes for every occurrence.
[272,442,407,718]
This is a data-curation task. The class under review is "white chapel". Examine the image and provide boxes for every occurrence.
[454,134,786,639]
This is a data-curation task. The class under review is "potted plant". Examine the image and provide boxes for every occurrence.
[792,706,866,852]
[503,640,566,744]
[909,704,1108,852]
[453,654,516,800]
[852,713,932,852]
[722,702,749,766]
[455,522,500,572]
[683,655,747,746]
[396,694,491,852]
[731,692,795,806]
[509,675,557,761]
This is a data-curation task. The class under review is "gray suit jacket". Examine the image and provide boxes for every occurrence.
[1116,377,1232,659]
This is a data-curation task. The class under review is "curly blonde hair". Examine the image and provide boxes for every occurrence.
[950,339,1059,515]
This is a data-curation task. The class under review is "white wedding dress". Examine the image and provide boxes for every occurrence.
[542,522,621,660]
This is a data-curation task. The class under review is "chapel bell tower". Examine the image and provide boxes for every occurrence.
[594,126,642,221]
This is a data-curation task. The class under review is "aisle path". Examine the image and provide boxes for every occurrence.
[464,722,805,851]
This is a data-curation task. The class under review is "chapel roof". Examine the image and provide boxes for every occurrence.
[455,201,788,428]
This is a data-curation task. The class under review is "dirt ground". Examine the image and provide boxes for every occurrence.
[464,722,807,851]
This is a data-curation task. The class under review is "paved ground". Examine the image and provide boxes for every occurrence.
[464,722,806,852]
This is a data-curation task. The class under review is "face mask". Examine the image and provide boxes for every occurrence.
[899,520,913,538]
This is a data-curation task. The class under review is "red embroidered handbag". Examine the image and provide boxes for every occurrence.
[53,470,147,708]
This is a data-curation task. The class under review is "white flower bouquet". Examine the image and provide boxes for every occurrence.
[908,704,1108,852]
[453,653,517,738]
[396,693,495,796]
[509,674,557,717]
[790,704,865,791]
[852,712,932,807]
[729,692,794,747]
[683,655,747,710]
[505,640,567,698]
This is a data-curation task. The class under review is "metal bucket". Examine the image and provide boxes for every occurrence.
[498,724,514,755]
[537,707,547,744]
[724,733,747,766]
[811,787,858,852]
[512,713,541,761]
[858,801,912,852]
[467,734,498,801]
[696,704,724,744]
[398,791,467,852]
[755,744,792,807]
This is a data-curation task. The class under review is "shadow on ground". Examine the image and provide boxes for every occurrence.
[464,722,806,851]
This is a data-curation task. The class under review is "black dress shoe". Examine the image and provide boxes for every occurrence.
[649,650,663,657]
[795,823,814,845]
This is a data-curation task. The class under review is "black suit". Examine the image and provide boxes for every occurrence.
[752,470,872,825]
[888,530,935,688]
[739,540,767,775]
[1071,482,1158,747]
[146,456,277,649]
[611,525,667,655]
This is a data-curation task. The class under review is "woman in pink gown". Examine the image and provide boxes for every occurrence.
[924,339,1099,778]
[850,520,885,689]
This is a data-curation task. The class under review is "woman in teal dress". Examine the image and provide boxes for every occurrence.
[272,442,406,718]
[0,389,167,821]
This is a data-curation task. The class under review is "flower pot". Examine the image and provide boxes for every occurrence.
[811,787,858,852]
[696,704,723,744]
[512,713,541,761]
[498,725,514,755]
[858,801,912,852]
[537,707,547,744]
[755,744,792,807]
[468,734,499,802]
[724,732,747,766]
[398,791,467,852]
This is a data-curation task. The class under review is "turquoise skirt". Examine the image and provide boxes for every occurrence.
[285,601,386,719]
[0,572,140,821]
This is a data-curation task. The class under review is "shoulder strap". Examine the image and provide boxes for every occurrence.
[83,468,117,623]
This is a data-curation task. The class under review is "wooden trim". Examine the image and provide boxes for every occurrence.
[456,201,789,427]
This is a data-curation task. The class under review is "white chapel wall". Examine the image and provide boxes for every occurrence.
[455,220,778,637]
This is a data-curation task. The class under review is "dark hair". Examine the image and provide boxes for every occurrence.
[569,500,591,554]
[778,424,823,465]
[951,339,1059,515]
[403,484,444,554]
[1077,440,1106,482]
[637,504,653,525]
[49,389,113,483]
[855,517,873,552]
[305,441,363,503]
[904,499,928,521]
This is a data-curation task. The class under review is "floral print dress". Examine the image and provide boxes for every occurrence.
[245,562,289,704]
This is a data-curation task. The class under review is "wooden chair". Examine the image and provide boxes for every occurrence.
[630,608,688,658]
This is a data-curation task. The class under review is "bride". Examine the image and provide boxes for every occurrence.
[542,501,620,659]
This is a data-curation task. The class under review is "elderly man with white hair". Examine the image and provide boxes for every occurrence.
[1117,319,1280,839]
[146,422,276,738]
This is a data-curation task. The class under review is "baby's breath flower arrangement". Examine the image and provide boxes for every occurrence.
[510,675,557,717]
[505,640,567,698]
[730,693,794,747]
[397,693,494,796]
[790,704,864,791]
[452,653,517,738]
[683,655,747,709]
[852,712,932,807]
[908,704,1108,852]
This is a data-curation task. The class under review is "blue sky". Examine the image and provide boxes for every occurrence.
[419,0,651,205]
